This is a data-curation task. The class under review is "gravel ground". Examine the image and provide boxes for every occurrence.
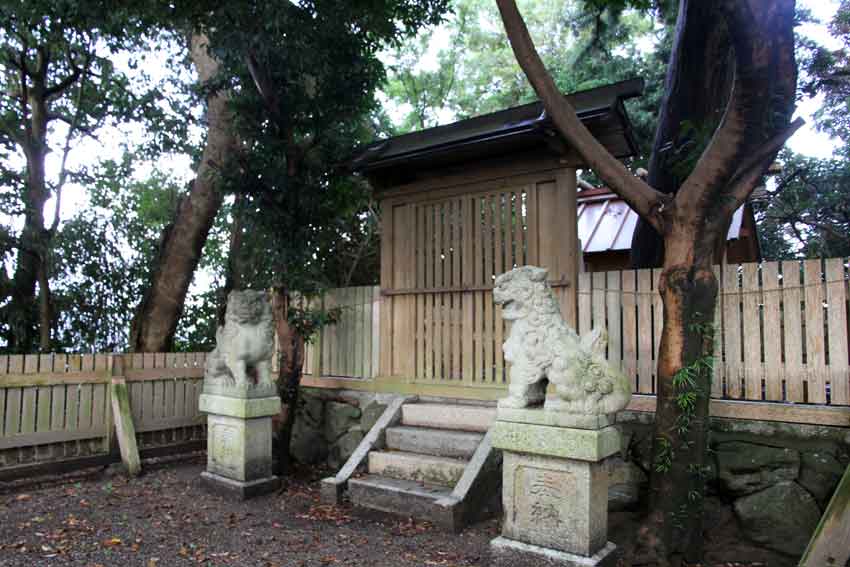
[0,456,794,567]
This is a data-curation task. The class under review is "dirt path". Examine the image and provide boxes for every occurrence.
[0,457,794,567]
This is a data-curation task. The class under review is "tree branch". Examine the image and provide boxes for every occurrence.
[495,0,668,233]
[676,0,797,215]
[722,117,805,215]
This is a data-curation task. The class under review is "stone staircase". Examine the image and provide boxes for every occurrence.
[327,399,501,532]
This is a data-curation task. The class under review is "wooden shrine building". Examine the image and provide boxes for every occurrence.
[349,79,645,397]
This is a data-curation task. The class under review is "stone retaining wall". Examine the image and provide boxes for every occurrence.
[289,388,391,469]
[618,411,850,557]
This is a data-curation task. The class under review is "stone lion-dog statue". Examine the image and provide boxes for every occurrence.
[205,290,275,389]
[493,266,631,415]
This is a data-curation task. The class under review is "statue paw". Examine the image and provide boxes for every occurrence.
[498,395,534,409]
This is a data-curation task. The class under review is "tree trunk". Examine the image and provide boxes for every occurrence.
[130,33,236,353]
[629,0,733,268]
[640,225,719,564]
[7,92,51,353]
[271,288,305,476]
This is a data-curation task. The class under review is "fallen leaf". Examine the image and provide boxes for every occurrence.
[101,537,122,547]
[16,494,31,501]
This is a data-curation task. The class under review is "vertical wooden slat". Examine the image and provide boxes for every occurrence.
[761,262,783,401]
[591,271,606,334]
[50,384,66,430]
[804,259,827,403]
[526,184,539,265]
[21,387,37,434]
[8,355,23,375]
[379,199,395,378]
[36,386,52,432]
[65,385,79,431]
[414,205,427,378]
[0,355,8,374]
[622,270,637,391]
[452,200,463,380]
[742,263,762,400]
[783,260,805,402]
[637,269,654,394]
[483,195,494,382]
[514,189,526,267]
[4,388,21,435]
[578,272,592,336]
[606,271,622,369]
[651,268,664,393]
[825,258,849,405]
[0,388,6,436]
[92,383,107,430]
[143,381,155,425]
[462,198,474,383]
[493,195,505,383]
[78,384,93,430]
[24,354,39,374]
[371,286,381,378]
[723,264,743,399]
[556,170,579,328]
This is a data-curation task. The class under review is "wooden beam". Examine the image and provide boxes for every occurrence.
[799,463,850,567]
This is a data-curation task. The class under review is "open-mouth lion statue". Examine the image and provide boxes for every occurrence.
[493,266,630,415]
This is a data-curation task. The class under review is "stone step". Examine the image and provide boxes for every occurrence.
[348,475,457,529]
[385,426,483,459]
[401,403,495,433]
[368,450,467,486]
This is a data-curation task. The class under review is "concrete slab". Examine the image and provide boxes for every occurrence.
[369,450,467,486]
[200,471,280,500]
[490,537,618,567]
[348,474,455,527]
[386,426,483,459]
[401,403,495,432]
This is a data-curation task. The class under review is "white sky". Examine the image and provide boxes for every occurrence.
[16,0,848,234]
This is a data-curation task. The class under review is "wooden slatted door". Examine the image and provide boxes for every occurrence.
[379,167,579,389]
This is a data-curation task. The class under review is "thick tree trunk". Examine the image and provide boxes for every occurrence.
[641,226,719,563]
[271,288,305,476]
[130,34,237,352]
[629,0,732,268]
[8,93,51,353]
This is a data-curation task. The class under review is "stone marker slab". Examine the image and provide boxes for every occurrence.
[501,452,608,556]
[497,408,616,430]
[492,421,621,461]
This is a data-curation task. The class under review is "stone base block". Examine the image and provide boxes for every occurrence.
[492,420,621,461]
[206,413,275,481]
[201,471,280,500]
[490,537,618,567]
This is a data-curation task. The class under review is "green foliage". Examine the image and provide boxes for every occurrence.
[49,157,182,352]
[756,151,850,260]
[382,0,670,165]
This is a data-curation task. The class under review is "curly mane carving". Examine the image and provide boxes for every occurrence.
[494,266,631,415]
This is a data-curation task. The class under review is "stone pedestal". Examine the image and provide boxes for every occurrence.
[199,393,281,499]
[490,408,621,567]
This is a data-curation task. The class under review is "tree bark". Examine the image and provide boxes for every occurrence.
[7,78,51,353]
[130,33,237,353]
[271,288,305,476]
[496,0,798,562]
[630,0,733,268]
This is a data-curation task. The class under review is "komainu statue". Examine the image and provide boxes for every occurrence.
[205,290,275,390]
[493,266,631,415]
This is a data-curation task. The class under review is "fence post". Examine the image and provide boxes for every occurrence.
[110,354,141,476]
[312,293,324,378]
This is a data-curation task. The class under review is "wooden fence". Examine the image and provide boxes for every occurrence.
[302,285,380,380]
[303,257,850,425]
[0,353,206,480]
